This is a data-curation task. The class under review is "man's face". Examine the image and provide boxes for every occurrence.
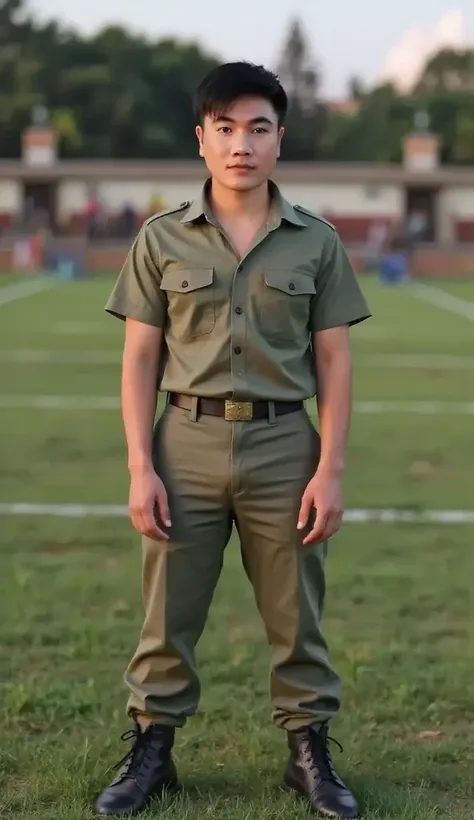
[196,95,284,192]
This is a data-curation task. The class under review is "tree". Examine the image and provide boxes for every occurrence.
[322,82,415,163]
[276,17,327,160]
[0,0,40,156]
[1,7,474,164]
[415,48,474,94]
[322,46,474,165]
[452,111,474,162]
[347,75,365,101]
[0,3,221,159]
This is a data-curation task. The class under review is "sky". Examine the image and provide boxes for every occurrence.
[31,1,474,97]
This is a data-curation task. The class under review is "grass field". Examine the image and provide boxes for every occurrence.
[1,272,474,819]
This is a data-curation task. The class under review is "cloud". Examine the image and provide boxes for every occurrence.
[379,9,469,91]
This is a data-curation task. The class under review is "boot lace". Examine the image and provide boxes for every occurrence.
[110,727,157,782]
[304,726,344,786]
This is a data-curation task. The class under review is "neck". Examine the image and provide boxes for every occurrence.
[209,178,271,223]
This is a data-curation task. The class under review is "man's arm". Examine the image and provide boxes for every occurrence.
[297,228,370,545]
[121,319,171,540]
[105,221,171,540]
[297,326,351,545]
[122,318,162,473]
[313,324,352,478]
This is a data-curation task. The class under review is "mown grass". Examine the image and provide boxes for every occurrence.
[1,273,473,818]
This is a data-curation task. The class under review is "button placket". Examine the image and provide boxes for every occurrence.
[231,263,247,387]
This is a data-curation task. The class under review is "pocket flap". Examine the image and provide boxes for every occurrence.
[264,270,316,296]
[161,268,214,294]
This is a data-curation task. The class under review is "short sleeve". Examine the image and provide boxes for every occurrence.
[310,231,371,332]
[104,222,167,328]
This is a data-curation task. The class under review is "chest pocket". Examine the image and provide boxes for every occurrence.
[160,268,216,340]
[257,269,316,342]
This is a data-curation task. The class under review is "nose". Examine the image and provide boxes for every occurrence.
[231,136,252,156]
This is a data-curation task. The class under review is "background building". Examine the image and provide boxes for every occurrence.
[0,120,473,276]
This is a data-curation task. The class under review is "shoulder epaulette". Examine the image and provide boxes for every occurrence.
[145,201,190,225]
[294,204,336,230]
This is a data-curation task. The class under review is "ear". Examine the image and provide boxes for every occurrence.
[195,125,204,158]
[276,126,285,159]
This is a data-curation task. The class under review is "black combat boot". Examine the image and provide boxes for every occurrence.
[94,723,181,816]
[283,724,360,818]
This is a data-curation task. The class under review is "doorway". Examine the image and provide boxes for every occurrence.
[22,181,57,231]
[404,187,438,242]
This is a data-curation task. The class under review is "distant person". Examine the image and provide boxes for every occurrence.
[407,209,428,243]
[147,194,167,218]
[119,203,137,238]
[95,61,371,819]
[365,218,388,270]
[378,224,410,284]
[85,192,102,239]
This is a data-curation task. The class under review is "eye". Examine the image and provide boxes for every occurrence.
[252,127,268,134]
[217,126,232,133]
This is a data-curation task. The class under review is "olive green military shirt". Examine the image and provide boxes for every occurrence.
[105,180,371,401]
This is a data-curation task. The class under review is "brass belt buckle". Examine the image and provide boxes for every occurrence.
[224,400,253,421]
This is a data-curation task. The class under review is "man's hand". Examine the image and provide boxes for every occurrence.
[129,467,171,541]
[297,470,344,546]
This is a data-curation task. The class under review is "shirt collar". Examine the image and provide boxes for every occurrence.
[179,180,212,224]
[180,178,307,229]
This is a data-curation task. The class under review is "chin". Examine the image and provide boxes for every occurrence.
[226,176,265,192]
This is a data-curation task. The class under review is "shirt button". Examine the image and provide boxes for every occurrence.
[289,282,295,291]
[234,346,242,355]
[235,306,242,315]
[181,280,188,288]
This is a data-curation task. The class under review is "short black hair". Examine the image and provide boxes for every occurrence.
[194,61,288,126]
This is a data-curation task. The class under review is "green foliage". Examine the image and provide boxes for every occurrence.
[0,0,220,159]
[276,17,327,160]
[0,3,473,162]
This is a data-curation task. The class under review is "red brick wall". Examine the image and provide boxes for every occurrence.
[413,249,474,277]
[322,214,394,242]
[0,213,13,230]
[2,243,473,278]
[456,220,474,242]
[2,206,474,248]
[0,248,12,270]
[347,246,474,277]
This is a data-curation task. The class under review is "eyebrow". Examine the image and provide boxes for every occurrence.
[212,115,274,126]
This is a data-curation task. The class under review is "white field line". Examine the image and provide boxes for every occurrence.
[3,350,474,370]
[0,350,120,364]
[1,395,474,414]
[410,282,474,321]
[0,277,55,306]
[0,395,121,410]
[353,324,391,339]
[0,502,473,524]
[53,320,391,339]
[354,401,474,414]
[53,321,116,334]
[355,354,474,370]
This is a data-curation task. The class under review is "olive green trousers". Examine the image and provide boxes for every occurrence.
[124,400,341,731]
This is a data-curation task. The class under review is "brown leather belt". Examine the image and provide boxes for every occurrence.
[168,393,303,421]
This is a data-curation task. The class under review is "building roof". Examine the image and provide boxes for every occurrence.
[1,159,474,187]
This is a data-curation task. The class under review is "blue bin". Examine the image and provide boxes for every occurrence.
[379,252,408,285]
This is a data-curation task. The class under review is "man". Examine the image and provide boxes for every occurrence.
[95,61,371,818]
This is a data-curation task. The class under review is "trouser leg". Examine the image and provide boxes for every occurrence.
[233,408,342,731]
[125,402,233,726]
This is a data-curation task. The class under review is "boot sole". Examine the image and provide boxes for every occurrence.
[282,775,361,819]
[94,779,183,817]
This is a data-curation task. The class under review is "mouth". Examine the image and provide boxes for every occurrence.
[228,164,255,171]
